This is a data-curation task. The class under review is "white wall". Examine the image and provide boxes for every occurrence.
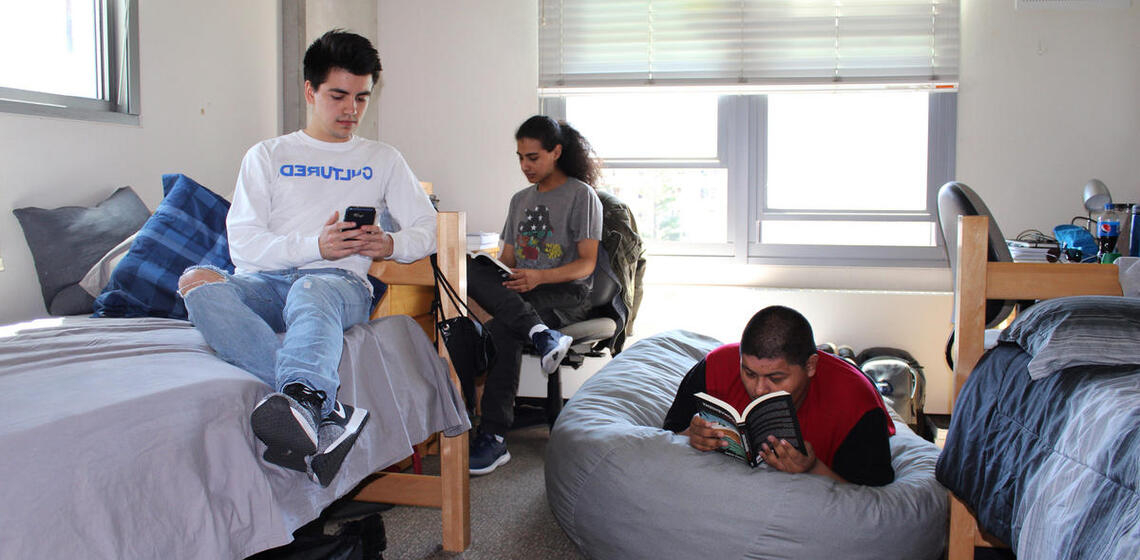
[0,0,280,323]
[375,0,539,234]
[957,2,1140,235]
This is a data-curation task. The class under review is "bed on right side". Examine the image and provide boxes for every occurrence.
[937,215,1140,559]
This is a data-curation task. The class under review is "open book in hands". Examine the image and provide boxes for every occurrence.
[469,250,512,280]
[695,390,806,467]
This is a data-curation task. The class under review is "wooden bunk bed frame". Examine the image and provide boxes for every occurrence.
[347,207,471,552]
[947,215,1122,560]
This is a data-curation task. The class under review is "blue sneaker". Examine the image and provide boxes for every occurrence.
[469,431,510,475]
[533,328,572,375]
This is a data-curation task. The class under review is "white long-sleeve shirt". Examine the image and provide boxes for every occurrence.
[227,131,437,284]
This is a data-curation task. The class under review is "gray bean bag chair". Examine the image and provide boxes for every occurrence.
[545,330,947,560]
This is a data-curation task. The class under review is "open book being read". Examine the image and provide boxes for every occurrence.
[695,390,807,467]
[469,250,512,280]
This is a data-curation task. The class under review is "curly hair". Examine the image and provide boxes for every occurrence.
[515,115,601,187]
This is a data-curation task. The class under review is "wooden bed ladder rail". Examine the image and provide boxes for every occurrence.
[353,210,471,553]
[947,216,1121,560]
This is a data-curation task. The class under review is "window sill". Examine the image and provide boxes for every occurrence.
[642,255,952,293]
[0,100,139,126]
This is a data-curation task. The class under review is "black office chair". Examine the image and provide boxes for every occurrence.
[935,181,1021,368]
[528,245,627,426]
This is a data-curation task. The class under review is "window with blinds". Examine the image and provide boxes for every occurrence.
[539,0,959,89]
[538,0,960,268]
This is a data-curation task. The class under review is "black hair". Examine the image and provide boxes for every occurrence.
[515,115,601,187]
[740,306,817,367]
[303,29,382,89]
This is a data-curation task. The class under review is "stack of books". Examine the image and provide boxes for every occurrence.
[467,231,499,252]
[1006,239,1059,263]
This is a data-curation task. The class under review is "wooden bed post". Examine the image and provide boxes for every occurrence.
[434,211,472,552]
[355,209,471,552]
[952,216,988,410]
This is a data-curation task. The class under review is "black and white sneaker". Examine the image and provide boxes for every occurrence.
[533,328,573,375]
[251,383,325,471]
[262,445,310,473]
[310,400,371,487]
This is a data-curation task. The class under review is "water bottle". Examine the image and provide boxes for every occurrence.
[1131,205,1140,258]
[1096,202,1121,262]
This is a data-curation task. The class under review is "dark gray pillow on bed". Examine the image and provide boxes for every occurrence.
[998,295,1140,379]
[13,187,151,316]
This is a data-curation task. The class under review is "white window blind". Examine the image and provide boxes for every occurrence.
[539,0,959,89]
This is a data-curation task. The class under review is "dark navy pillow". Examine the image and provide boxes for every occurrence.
[93,174,234,319]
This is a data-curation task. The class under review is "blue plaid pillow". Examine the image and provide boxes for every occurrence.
[93,174,234,319]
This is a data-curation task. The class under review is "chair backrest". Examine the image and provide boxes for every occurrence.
[935,181,1016,328]
[557,246,627,352]
[587,246,622,311]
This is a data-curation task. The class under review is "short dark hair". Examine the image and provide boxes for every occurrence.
[740,306,817,367]
[303,29,382,89]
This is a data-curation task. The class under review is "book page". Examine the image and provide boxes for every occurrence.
[694,391,744,423]
[469,251,512,279]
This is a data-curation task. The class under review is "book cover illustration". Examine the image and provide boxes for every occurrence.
[695,390,806,467]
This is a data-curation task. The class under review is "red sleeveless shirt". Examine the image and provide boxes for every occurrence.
[703,343,895,468]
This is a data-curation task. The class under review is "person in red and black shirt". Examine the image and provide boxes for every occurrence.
[663,306,896,486]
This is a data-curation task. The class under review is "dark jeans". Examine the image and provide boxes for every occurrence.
[467,256,589,436]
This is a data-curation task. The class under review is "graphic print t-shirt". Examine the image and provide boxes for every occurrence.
[500,177,603,287]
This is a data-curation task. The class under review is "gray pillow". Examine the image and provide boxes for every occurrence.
[13,187,151,315]
[998,295,1140,379]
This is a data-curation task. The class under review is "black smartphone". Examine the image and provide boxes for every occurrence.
[344,206,377,231]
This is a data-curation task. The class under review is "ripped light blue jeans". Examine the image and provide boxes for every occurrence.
[181,266,372,417]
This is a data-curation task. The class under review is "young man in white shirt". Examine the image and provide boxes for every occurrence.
[178,30,437,486]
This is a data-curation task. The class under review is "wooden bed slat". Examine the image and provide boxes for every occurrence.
[987,262,1121,300]
[947,216,1124,560]
[354,473,443,507]
[370,259,436,287]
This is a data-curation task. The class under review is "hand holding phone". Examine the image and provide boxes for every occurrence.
[343,206,377,231]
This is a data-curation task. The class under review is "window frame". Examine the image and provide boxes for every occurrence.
[0,0,140,125]
[544,89,956,268]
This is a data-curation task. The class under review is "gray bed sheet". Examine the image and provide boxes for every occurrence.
[0,315,468,560]
[545,330,946,560]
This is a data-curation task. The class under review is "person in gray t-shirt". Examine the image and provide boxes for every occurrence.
[467,116,604,475]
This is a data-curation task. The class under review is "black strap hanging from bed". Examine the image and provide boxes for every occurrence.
[429,254,495,413]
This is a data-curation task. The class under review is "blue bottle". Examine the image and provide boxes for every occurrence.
[1130,204,1140,258]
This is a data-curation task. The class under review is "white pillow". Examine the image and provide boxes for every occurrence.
[79,232,138,297]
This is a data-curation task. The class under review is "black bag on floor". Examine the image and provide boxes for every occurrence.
[430,254,496,411]
[246,500,388,560]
